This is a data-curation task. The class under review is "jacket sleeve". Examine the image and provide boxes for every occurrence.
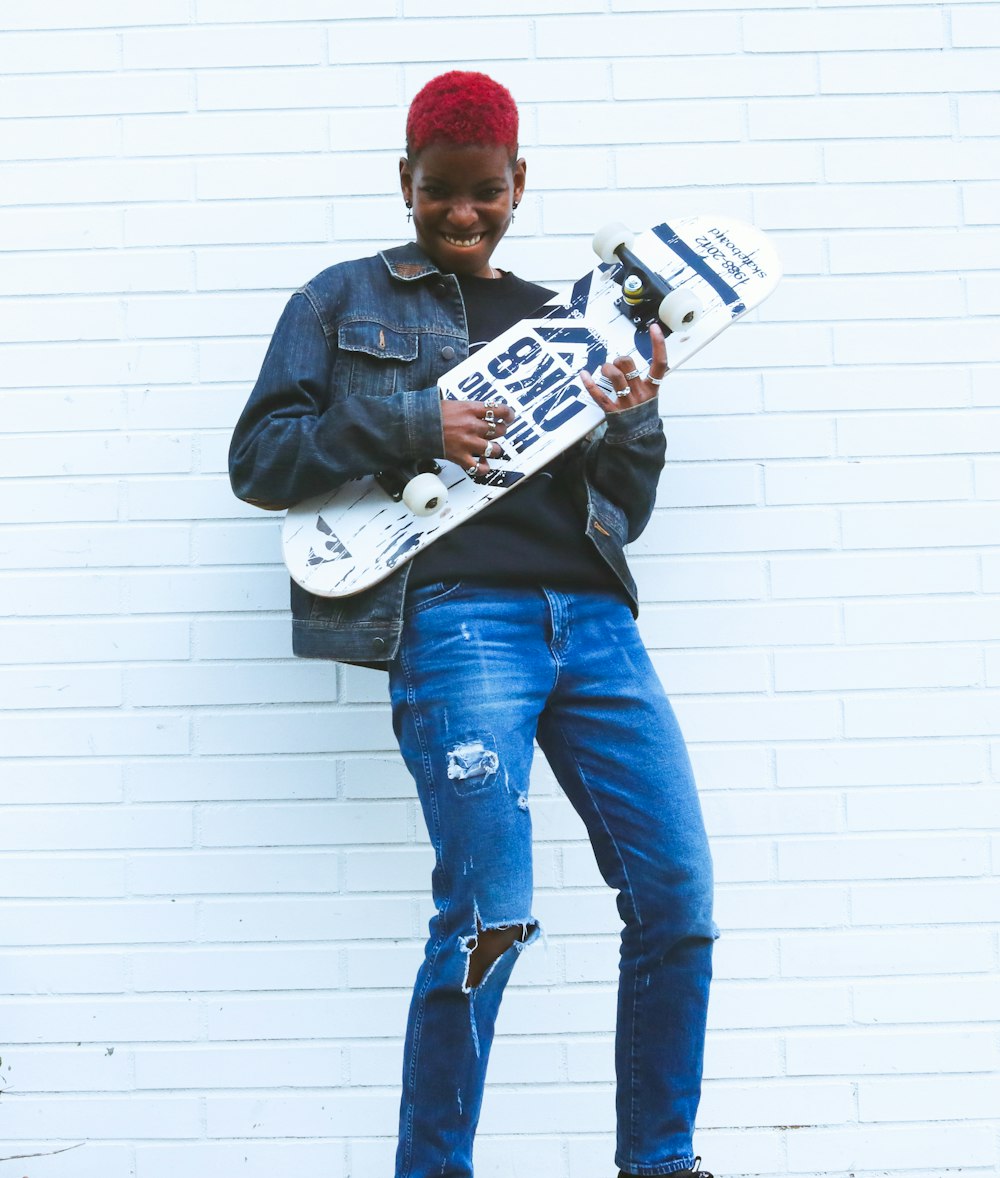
[580,397,667,542]
[228,290,445,510]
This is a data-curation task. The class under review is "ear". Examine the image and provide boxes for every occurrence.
[512,157,527,206]
[399,157,413,204]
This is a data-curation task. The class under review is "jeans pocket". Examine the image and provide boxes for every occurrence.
[404,580,464,618]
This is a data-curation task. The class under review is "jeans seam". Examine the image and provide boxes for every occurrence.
[396,637,453,1178]
[541,716,647,1164]
[543,588,573,675]
[626,1161,697,1176]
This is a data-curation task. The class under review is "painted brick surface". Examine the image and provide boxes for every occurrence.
[1,6,998,1178]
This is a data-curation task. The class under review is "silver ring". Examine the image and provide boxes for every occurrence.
[647,374,664,387]
[485,425,496,439]
[483,408,496,424]
[483,440,494,459]
[624,370,641,382]
[616,389,630,399]
[465,462,478,476]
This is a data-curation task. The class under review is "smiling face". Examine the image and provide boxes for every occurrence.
[399,142,526,278]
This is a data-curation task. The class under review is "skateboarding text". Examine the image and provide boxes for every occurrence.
[695,226,768,288]
[455,334,587,453]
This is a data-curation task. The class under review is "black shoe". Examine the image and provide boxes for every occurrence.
[619,1160,714,1178]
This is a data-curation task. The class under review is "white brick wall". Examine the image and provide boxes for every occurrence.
[1,4,998,1177]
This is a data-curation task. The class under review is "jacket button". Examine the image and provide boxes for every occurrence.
[432,280,448,296]
[372,637,386,652]
[440,346,455,361]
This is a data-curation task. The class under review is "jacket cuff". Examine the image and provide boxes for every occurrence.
[602,397,663,445]
[406,386,446,458]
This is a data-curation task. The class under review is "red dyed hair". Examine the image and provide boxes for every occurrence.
[406,71,519,160]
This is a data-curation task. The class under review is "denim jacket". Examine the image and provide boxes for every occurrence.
[229,242,667,665]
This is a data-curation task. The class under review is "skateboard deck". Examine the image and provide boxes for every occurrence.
[282,214,781,598]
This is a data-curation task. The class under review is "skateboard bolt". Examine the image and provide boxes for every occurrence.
[622,274,645,306]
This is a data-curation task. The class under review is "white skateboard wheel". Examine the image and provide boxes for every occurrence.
[402,472,449,517]
[658,288,702,334]
[592,221,635,265]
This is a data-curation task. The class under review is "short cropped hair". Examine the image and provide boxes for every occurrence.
[406,70,519,161]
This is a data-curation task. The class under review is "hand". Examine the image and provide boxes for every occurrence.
[441,397,516,478]
[580,322,669,414]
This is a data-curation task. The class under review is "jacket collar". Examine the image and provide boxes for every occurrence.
[379,242,443,282]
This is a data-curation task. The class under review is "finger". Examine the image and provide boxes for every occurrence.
[598,360,626,388]
[483,439,510,463]
[579,368,619,413]
[601,361,636,404]
[482,399,515,418]
[615,355,650,396]
[479,402,515,438]
[611,354,642,387]
[647,322,669,382]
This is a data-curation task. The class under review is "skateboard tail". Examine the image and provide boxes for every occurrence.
[653,219,780,314]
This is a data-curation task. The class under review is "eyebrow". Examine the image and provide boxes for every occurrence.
[418,174,508,185]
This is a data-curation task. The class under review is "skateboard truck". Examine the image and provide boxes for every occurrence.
[593,222,702,336]
[376,460,449,517]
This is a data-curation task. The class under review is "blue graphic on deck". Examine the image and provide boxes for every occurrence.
[567,270,601,314]
[307,517,352,564]
[477,468,526,490]
[534,322,606,376]
[631,328,653,364]
[653,222,746,315]
[386,533,422,568]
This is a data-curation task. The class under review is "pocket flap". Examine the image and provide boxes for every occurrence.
[338,320,418,362]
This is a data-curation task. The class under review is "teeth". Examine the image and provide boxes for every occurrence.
[443,234,482,247]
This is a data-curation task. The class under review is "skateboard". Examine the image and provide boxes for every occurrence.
[282,215,782,598]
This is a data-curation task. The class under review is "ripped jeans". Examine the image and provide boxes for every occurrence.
[388,584,716,1178]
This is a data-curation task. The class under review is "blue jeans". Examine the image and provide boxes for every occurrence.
[388,584,716,1178]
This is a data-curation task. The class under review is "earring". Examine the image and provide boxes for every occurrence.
[511,201,518,224]
[405,201,412,222]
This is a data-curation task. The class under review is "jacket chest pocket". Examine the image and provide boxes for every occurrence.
[337,320,420,399]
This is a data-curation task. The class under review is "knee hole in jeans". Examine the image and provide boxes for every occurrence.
[461,919,537,991]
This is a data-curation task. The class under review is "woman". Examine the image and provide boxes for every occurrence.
[230,71,716,1178]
